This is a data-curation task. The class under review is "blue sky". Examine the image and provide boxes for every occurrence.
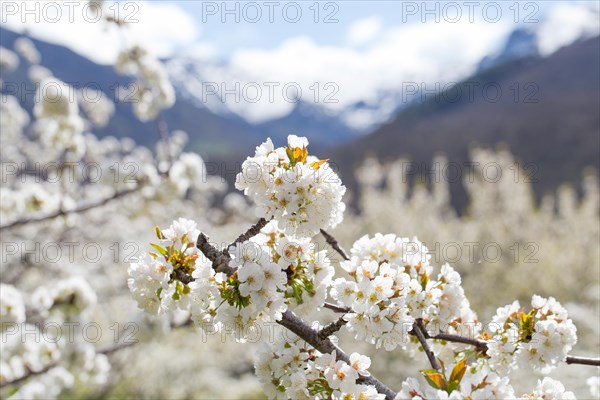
[167,1,561,59]
[4,0,596,63]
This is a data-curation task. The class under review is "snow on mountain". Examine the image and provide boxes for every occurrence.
[165,2,599,134]
[166,54,405,133]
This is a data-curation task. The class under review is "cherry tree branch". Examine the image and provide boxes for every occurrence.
[429,332,488,350]
[279,310,396,399]
[193,220,599,400]
[323,302,351,313]
[0,364,55,389]
[320,229,350,261]
[223,217,269,256]
[323,302,600,368]
[196,232,236,275]
[565,356,600,366]
[0,185,141,230]
[196,229,397,400]
[318,315,348,340]
[413,319,441,371]
[422,328,600,367]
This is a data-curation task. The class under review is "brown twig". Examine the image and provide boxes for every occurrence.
[324,302,351,314]
[318,315,348,340]
[412,319,441,371]
[420,326,599,367]
[430,332,488,350]
[223,218,269,256]
[173,268,195,285]
[196,232,236,275]
[320,229,350,261]
[565,356,600,366]
[0,364,55,389]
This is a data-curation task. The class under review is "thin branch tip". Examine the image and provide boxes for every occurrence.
[320,229,350,261]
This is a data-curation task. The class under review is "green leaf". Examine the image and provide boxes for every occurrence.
[421,369,447,390]
[449,358,467,383]
[447,380,460,393]
[286,146,295,166]
[420,272,429,289]
[150,243,167,257]
[519,310,535,341]
[154,225,165,240]
[310,159,328,170]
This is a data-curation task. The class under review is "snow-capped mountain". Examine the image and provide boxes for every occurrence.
[477,28,539,72]
[164,3,599,135]
[166,53,410,136]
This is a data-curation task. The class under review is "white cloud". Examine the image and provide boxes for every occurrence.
[214,1,600,126]
[1,1,198,64]
[537,3,600,56]
[226,19,511,124]
[347,17,382,46]
[182,42,218,60]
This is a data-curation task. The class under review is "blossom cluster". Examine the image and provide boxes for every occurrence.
[115,45,175,122]
[522,378,577,399]
[128,219,334,340]
[33,76,86,160]
[483,295,578,374]
[128,218,215,316]
[330,233,474,351]
[30,277,98,321]
[235,135,346,237]
[0,283,26,324]
[227,221,334,321]
[14,37,41,65]
[0,45,20,72]
[255,335,383,399]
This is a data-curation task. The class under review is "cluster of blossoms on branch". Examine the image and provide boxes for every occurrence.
[115,45,175,122]
[128,217,334,340]
[331,233,474,352]
[235,135,346,237]
[483,295,578,374]
[128,135,598,399]
[398,368,576,399]
[255,335,382,399]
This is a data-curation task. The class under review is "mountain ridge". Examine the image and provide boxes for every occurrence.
[331,36,600,210]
